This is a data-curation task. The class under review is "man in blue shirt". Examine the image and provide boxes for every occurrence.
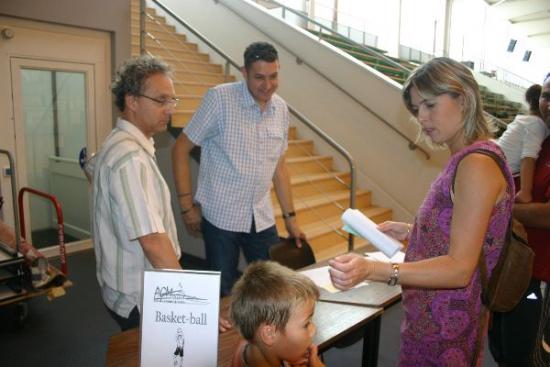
[172,42,304,295]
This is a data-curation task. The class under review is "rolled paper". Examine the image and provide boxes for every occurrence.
[342,208,403,258]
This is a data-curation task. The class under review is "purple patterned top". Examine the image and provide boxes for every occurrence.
[399,141,514,366]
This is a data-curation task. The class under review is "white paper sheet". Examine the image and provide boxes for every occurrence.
[364,251,405,263]
[300,266,367,293]
[342,208,403,258]
[140,270,220,367]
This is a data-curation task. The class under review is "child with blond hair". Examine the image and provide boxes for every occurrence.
[230,261,324,367]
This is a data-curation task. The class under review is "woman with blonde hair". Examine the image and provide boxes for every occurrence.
[329,57,514,365]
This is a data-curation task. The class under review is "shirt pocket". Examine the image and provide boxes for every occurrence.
[264,125,284,161]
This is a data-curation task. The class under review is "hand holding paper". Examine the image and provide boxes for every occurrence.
[342,209,403,258]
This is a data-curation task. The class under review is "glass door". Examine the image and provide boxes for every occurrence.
[11,59,96,250]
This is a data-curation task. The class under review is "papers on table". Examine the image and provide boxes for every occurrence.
[300,266,368,294]
[342,209,403,258]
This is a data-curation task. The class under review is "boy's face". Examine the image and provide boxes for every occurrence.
[273,299,316,362]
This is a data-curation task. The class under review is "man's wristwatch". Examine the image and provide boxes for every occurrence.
[282,211,296,219]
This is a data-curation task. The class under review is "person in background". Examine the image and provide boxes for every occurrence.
[172,42,305,296]
[490,73,550,366]
[89,55,182,331]
[230,261,324,367]
[329,57,514,366]
[497,83,548,203]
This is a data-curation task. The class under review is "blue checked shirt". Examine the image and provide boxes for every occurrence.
[184,81,289,233]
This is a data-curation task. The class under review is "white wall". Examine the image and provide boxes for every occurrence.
[152,0,450,257]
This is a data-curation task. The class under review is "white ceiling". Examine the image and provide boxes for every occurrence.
[484,0,550,49]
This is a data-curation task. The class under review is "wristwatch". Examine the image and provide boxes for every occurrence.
[282,211,296,219]
[388,263,400,286]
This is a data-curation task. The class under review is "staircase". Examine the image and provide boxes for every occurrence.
[309,32,523,125]
[131,3,392,261]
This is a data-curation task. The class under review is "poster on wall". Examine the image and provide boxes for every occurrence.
[140,269,221,367]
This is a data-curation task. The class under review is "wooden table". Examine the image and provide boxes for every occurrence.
[106,300,383,367]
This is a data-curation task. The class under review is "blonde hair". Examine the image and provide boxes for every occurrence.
[402,57,495,146]
[230,261,319,341]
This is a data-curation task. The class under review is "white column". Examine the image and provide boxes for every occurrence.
[442,0,453,57]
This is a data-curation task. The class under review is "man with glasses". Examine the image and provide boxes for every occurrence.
[89,55,182,330]
[172,42,305,296]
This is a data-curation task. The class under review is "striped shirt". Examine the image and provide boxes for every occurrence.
[184,81,289,233]
[91,118,181,317]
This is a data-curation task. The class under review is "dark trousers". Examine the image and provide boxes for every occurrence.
[489,279,543,366]
[106,305,140,331]
[201,218,279,296]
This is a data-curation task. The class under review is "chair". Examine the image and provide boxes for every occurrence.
[268,237,316,270]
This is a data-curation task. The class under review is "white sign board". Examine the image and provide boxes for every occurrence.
[140,269,221,367]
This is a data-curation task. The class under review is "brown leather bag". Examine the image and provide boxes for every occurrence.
[475,149,535,313]
[478,218,534,312]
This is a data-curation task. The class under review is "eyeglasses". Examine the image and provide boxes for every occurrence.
[137,94,179,108]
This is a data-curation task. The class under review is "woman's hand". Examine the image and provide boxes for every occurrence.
[328,253,374,290]
[377,221,411,241]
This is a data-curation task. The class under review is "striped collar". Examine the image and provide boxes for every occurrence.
[115,117,156,158]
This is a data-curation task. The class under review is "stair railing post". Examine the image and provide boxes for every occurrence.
[348,161,356,252]
[140,0,146,55]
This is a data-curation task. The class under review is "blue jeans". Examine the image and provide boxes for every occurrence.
[201,217,279,296]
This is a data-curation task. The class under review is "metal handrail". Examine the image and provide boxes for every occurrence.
[150,0,357,250]
[484,111,508,131]
[268,0,411,75]
[217,0,431,160]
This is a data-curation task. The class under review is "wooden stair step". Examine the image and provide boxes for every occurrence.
[131,44,210,62]
[176,95,204,110]
[271,171,350,201]
[131,12,166,25]
[286,139,314,157]
[171,70,234,84]
[172,111,195,128]
[288,126,297,140]
[132,32,188,44]
[130,7,156,16]
[132,38,199,53]
[285,155,333,175]
[157,56,223,73]
[132,37,196,51]
[140,47,210,64]
[274,190,372,227]
[173,81,215,95]
[290,171,349,185]
[132,22,176,34]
